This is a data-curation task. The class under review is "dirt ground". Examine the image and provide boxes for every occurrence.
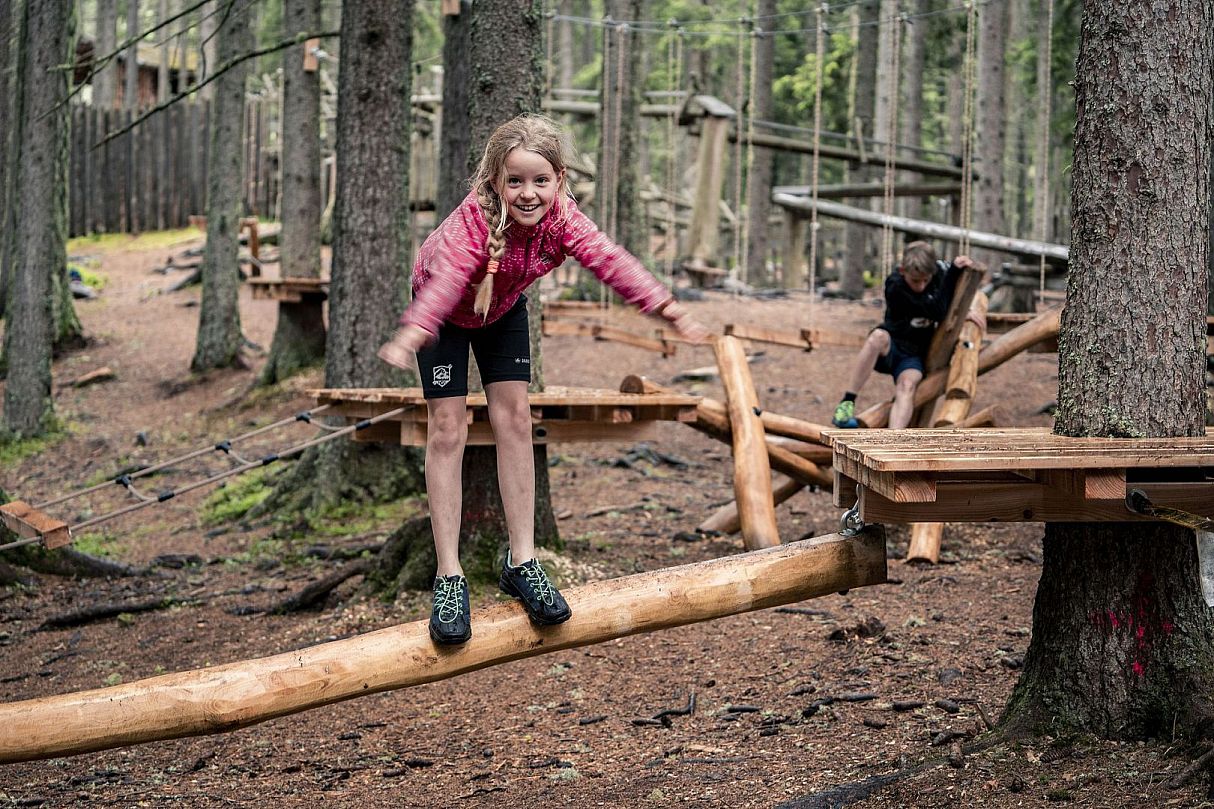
[0,234,1210,808]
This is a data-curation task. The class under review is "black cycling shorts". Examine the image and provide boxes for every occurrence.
[416,296,532,399]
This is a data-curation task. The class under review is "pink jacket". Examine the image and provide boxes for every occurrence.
[400,191,672,335]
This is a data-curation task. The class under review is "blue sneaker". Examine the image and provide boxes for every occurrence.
[832,400,859,428]
[499,554,572,626]
[429,575,471,645]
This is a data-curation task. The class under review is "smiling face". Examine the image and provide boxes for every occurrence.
[499,147,563,227]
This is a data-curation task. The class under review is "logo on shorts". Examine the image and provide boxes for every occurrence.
[515,357,530,364]
[432,364,453,388]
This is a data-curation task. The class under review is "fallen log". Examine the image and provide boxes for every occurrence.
[699,474,806,536]
[0,529,888,763]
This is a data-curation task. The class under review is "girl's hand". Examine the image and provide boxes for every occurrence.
[659,301,713,344]
[377,325,430,370]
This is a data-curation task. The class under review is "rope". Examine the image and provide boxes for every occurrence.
[663,21,684,287]
[0,406,410,552]
[740,18,761,286]
[879,7,904,283]
[806,3,827,321]
[32,405,333,511]
[731,20,749,286]
[957,0,978,255]
[1035,0,1055,296]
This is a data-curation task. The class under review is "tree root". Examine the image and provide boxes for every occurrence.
[268,559,372,614]
[40,596,196,629]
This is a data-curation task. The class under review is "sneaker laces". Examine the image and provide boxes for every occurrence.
[433,577,465,623]
[521,562,556,605]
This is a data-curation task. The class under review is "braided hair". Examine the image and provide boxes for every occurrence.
[469,115,572,319]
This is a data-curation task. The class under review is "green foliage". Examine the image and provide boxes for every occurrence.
[0,419,70,466]
[72,530,124,558]
[200,467,275,526]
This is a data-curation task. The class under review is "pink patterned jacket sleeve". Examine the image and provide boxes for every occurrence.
[398,199,488,336]
[561,204,673,314]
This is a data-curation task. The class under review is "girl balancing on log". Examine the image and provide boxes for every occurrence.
[379,114,710,645]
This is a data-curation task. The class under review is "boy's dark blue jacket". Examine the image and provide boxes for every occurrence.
[880,259,960,359]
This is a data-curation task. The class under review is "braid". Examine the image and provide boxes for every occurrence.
[473,185,508,320]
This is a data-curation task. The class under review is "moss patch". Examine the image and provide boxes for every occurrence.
[200,468,275,526]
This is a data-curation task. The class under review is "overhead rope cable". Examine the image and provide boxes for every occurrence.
[0,406,408,553]
[1035,0,1055,298]
[880,8,905,283]
[958,0,978,255]
[806,3,827,322]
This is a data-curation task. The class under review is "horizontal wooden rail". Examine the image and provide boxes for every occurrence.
[0,530,887,763]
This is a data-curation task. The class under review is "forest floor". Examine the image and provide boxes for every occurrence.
[0,232,1211,808]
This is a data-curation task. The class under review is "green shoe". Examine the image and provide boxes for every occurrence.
[832,399,859,428]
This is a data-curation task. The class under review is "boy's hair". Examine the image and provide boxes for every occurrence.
[471,114,572,318]
[899,241,938,278]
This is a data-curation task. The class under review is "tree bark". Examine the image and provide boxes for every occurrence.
[0,0,15,318]
[93,0,117,109]
[124,0,138,109]
[190,2,251,372]
[157,0,169,103]
[972,0,1008,269]
[3,0,74,437]
[555,0,573,92]
[260,0,326,385]
[197,0,216,102]
[435,0,471,221]
[1004,0,1214,740]
[840,0,879,299]
[744,0,776,285]
[897,0,926,222]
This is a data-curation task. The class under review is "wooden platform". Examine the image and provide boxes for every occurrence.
[247,277,330,303]
[828,427,1214,524]
[311,386,701,446]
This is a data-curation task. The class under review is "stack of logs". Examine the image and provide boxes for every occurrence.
[637,302,1062,556]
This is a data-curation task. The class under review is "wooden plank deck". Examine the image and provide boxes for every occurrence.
[247,277,330,302]
[311,386,701,447]
[827,427,1214,522]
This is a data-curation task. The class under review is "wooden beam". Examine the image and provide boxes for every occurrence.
[687,116,731,269]
[713,337,779,548]
[0,530,888,763]
[773,194,1070,266]
[906,522,944,564]
[0,501,71,549]
[737,131,968,179]
[699,474,806,536]
[859,482,1213,524]
[773,182,963,199]
[935,292,989,427]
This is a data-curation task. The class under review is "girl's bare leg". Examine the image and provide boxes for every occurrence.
[485,380,535,563]
[426,396,469,577]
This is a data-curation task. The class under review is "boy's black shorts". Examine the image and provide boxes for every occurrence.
[871,328,926,380]
[416,296,532,399]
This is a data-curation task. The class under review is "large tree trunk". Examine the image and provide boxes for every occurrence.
[255,0,423,541]
[839,0,879,299]
[123,0,138,109]
[2,0,74,437]
[197,0,216,102]
[93,0,118,109]
[972,0,1009,269]
[190,3,251,372]
[260,0,326,385]
[744,0,776,286]
[0,0,15,319]
[370,0,557,597]
[1004,0,1214,740]
[435,0,471,221]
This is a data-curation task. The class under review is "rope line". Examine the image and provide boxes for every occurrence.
[0,406,409,553]
[740,17,761,286]
[32,404,333,511]
[663,22,684,287]
[957,0,978,254]
[1035,0,1054,295]
[731,20,749,285]
[806,3,827,319]
[880,7,905,282]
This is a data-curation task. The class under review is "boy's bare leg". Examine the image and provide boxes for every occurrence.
[889,368,924,429]
[426,396,469,577]
[485,380,536,565]
[848,329,892,395]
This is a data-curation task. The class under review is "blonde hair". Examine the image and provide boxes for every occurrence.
[471,114,572,319]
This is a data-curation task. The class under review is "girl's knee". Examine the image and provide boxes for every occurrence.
[427,409,468,453]
[491,399,533,440]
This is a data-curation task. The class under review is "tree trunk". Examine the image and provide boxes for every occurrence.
[190,3,251,372]
[744,0,776,285]
[254,0,424,536]
[260,0,326,385]
[435,0,471,220]
[1002,0,1030,238]
[840,0,879,299]
[1004,0,1214,740]
[94,0,117,109]
[124,0,138,109]
[555,0,573,92]
[1030,0,1054,246]
[3,0,74,437]
[370,0,558,598]
[157,0,169,103]
[972,0,1008,269]
[0,0,15,318]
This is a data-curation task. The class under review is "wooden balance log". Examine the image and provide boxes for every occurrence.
[0,529,887,763]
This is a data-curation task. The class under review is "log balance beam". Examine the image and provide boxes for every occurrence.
[0,529,887,763]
